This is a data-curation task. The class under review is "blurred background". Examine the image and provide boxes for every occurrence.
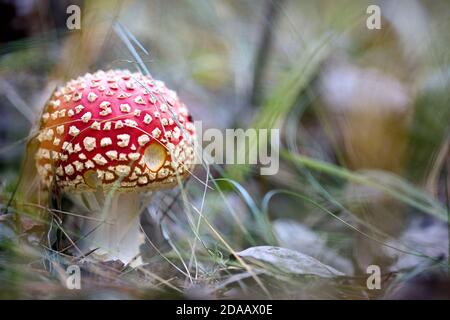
[0,0,449,299]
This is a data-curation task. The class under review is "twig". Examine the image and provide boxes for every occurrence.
[249,0,285,106]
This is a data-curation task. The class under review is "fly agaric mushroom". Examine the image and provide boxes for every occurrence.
[35,69,196,266]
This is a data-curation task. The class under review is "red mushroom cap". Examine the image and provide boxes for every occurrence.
[36,69,196,192]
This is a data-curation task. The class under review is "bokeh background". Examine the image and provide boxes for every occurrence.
[0,0,449,299]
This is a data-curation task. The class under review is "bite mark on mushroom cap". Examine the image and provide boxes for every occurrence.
[36,69,196,191]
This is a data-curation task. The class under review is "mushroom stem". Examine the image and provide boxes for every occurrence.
[72,192,147,267]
